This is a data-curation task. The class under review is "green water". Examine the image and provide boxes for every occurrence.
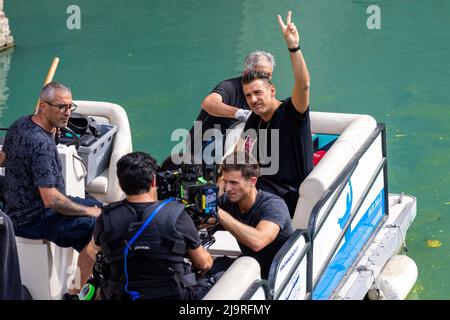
[2,0,449,299]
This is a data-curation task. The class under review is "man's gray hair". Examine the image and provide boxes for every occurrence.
[40,81,71,102]
[243,51,276,73]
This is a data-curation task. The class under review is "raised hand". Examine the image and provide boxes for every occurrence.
[277,11,300,49]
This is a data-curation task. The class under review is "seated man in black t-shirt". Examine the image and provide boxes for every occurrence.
[212,151,293,279]
[93,152,217,300]
[241,11,313,217]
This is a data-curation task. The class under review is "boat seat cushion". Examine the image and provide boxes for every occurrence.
[292,113,377,229]
[86,169,108,194]
[15,237,47,245]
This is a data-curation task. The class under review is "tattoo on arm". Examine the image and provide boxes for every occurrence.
[50,193,89,216]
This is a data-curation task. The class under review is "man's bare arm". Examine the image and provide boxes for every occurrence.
[188,246,213,274]
[201,92,241,118]
[277,11,310,114]
[39,187,101,218]
[218,208,280,252]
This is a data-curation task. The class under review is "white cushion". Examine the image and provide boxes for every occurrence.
[86,169,108,194]
[292,112,377,229]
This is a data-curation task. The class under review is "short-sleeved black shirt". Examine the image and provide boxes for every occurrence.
[243,98,313,190]
[190,76,249,136]
[3,116,65,226]
[219,190,293,278]
[94,202,201,251]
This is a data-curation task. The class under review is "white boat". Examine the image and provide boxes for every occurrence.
[3,100,417,300]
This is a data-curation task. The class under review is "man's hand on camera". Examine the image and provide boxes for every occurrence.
[198,216,219,230]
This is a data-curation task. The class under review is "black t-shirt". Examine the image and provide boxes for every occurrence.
[93,201,203,300]
[3,116,65,226]
[93,201,201,251]
[190,76,249,136]
[218,190,293,279]
[243,98,313,190]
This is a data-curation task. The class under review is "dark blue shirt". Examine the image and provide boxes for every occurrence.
[3,116,65,226]
[219,190,293,278]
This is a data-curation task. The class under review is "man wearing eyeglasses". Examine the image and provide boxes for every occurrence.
[0,81,102,298]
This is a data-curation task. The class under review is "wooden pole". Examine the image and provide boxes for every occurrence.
[34,57,60,115]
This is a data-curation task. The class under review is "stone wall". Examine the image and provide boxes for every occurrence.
[0,0,14,51]
[0,49,11,117]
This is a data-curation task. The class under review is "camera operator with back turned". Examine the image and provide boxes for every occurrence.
[93,152,220,300]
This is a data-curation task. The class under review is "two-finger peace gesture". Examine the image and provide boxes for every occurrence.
[277,11,299,49]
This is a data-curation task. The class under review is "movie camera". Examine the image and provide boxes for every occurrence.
[156,162,220,247]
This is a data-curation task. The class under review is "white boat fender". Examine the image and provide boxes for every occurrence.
[203,256,261,300]
[369,255,418,300]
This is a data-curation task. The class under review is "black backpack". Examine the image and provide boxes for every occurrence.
[58,113,101,147]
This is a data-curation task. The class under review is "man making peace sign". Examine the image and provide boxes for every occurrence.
[242,11,313,217]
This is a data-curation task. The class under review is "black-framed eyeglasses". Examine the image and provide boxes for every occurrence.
[42,100,78,113]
